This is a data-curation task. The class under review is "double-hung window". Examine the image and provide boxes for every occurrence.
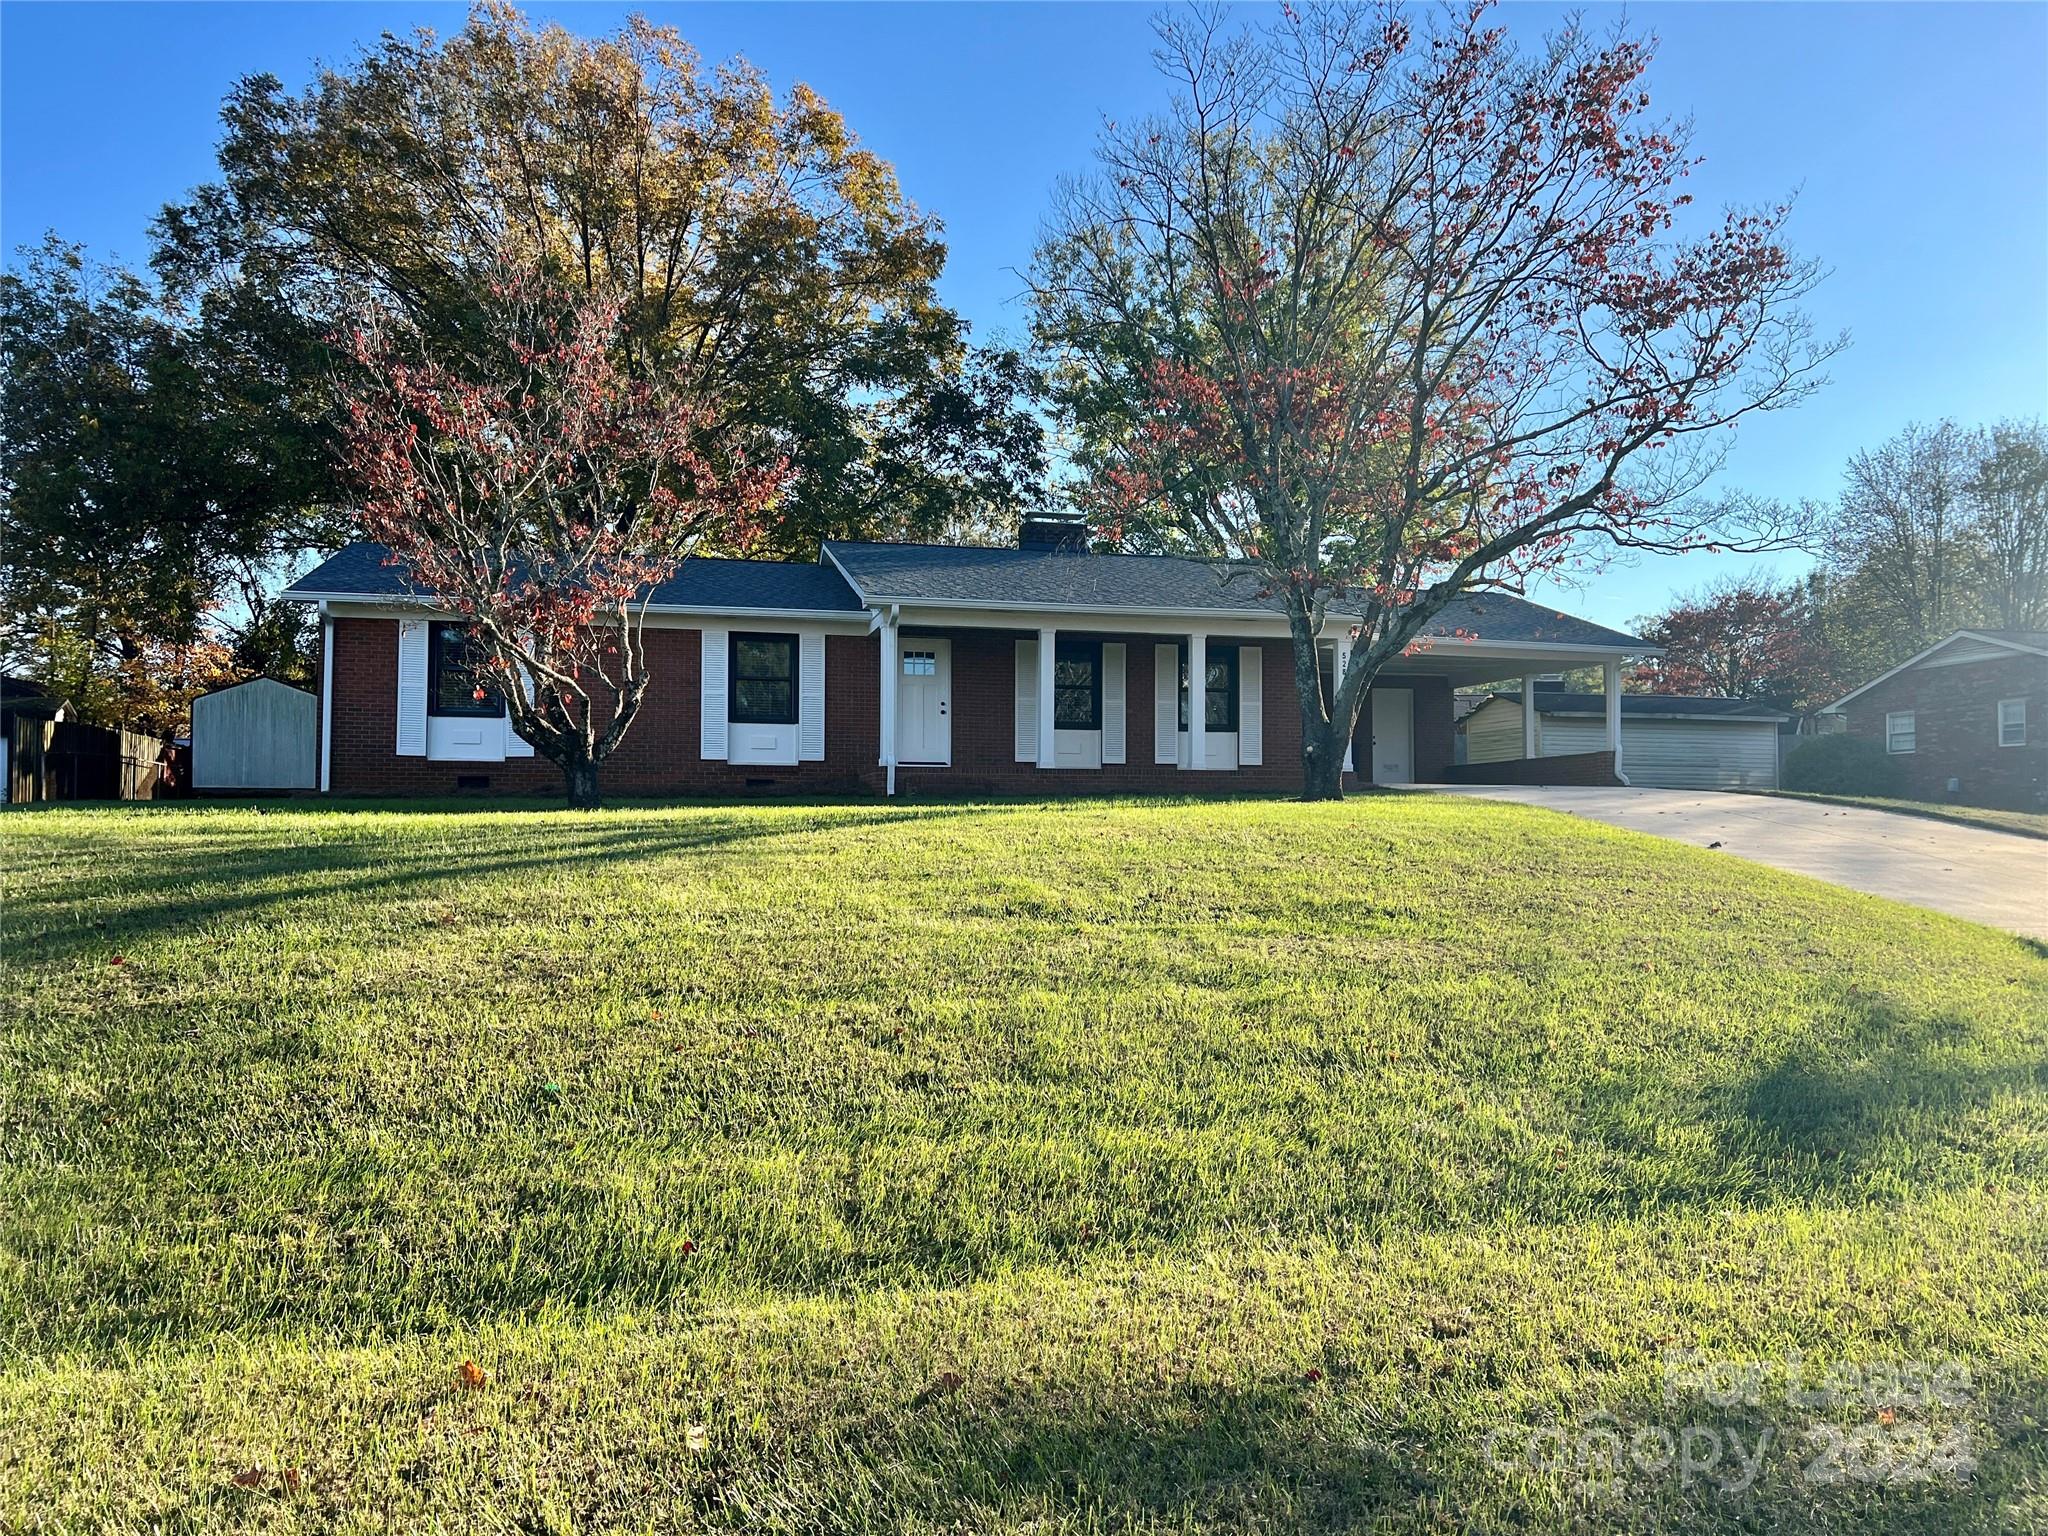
[1179,643,1239,731]
[1998,698,2027,748]
[1885,710,1916,754]
[1053,639,1102,730]
[730,633,799,725]
[428,623,503,717]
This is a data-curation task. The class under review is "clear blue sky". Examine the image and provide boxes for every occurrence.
[4,2,2044,627]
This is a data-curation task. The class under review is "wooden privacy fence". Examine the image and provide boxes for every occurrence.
[5,718,169,803]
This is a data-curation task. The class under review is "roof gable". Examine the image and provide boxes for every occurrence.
[1822,629,2048,713]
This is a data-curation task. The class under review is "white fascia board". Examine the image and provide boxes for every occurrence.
[1403,635,1659,659]
[819,545,870,604]
[1822,630,2048,712]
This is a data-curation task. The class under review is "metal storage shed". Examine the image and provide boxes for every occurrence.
[191,678,317,791]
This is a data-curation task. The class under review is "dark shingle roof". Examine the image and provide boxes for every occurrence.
[289,538,1645,647]
[285,541,863,614]
[821,540,1287,614]
[1483,691,1788,721]
[1961,630,2048,648]
[823,541,1646,647]
[1415,594,1645,650]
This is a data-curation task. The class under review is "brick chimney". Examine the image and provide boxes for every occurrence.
[1017,514,1090,553]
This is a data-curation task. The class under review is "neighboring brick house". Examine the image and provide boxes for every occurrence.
[1821,631,2048,810]
[283,518,1651,799]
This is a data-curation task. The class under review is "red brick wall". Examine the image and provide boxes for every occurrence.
[1349,678,1456,783]
[323,617,1465,799]
[894,630,1314,796]
[325,618,880,798]
[1838,650,2048,810]
[1443,750,1622,786]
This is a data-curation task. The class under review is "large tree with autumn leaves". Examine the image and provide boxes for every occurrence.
[1033,1,1836,797]
[157,2,1044,558]
[341,278,787,809]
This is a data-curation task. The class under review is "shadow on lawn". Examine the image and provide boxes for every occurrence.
[3,802,1008,967]
[1730,998,2048,1176]
[675,1367,2030,1534]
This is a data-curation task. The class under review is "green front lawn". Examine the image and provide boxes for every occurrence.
[3,797,2044,1532]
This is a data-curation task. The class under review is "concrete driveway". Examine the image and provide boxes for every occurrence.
[1426,785,2048,940]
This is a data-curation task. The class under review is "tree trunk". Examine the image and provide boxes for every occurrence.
[565,759,601,810]
[1300,717,1349,801]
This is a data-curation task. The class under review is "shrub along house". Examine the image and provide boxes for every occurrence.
[284,517,1653,798]
[1820,630,2048,810]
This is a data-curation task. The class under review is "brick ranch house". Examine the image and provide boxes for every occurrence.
[285,519,1655,798]
[1821,629,2048,810]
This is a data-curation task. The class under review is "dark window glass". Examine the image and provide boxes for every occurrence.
[1178,643,1239,731]
[1053,640,1101,730]
[429,624,504,717]
[730,633,798,724]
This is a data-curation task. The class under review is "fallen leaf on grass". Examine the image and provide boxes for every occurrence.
[455,1359,489,1390]
[232,1467,267,1488]
[685,1424,709,1452]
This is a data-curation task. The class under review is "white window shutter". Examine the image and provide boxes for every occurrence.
[1238,643,1263,765]
[700,627,728,760]
[799,631,826,761]
[504,639,536,757]
[1015,639,1039,762]
[1153,643,1179,763]
[395,619,427,756]
[1102,643,1127,764]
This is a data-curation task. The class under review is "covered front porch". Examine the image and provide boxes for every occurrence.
[865,611,1634,795]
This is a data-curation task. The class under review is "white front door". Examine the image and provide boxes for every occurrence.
[1370,688,1413,784]
[896,638,951,765]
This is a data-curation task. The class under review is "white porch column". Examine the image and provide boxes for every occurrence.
[1036,626,1057,769]
[1187,632,1207,769]
[1604,658,1624,780]
[1522,672,1541,759]
[879,616,899,795]
[318,603,333,794]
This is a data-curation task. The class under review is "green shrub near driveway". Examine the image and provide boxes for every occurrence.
[1784,733,1906,796]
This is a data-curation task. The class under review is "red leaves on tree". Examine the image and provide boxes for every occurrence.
[1044,0,1829,785]
[336,275,789,802]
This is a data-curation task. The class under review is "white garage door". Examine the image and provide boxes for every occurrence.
[1623,719,1779,789]
[1537,716,1780,789]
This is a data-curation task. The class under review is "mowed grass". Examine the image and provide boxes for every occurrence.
[2,795,2045,1533]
